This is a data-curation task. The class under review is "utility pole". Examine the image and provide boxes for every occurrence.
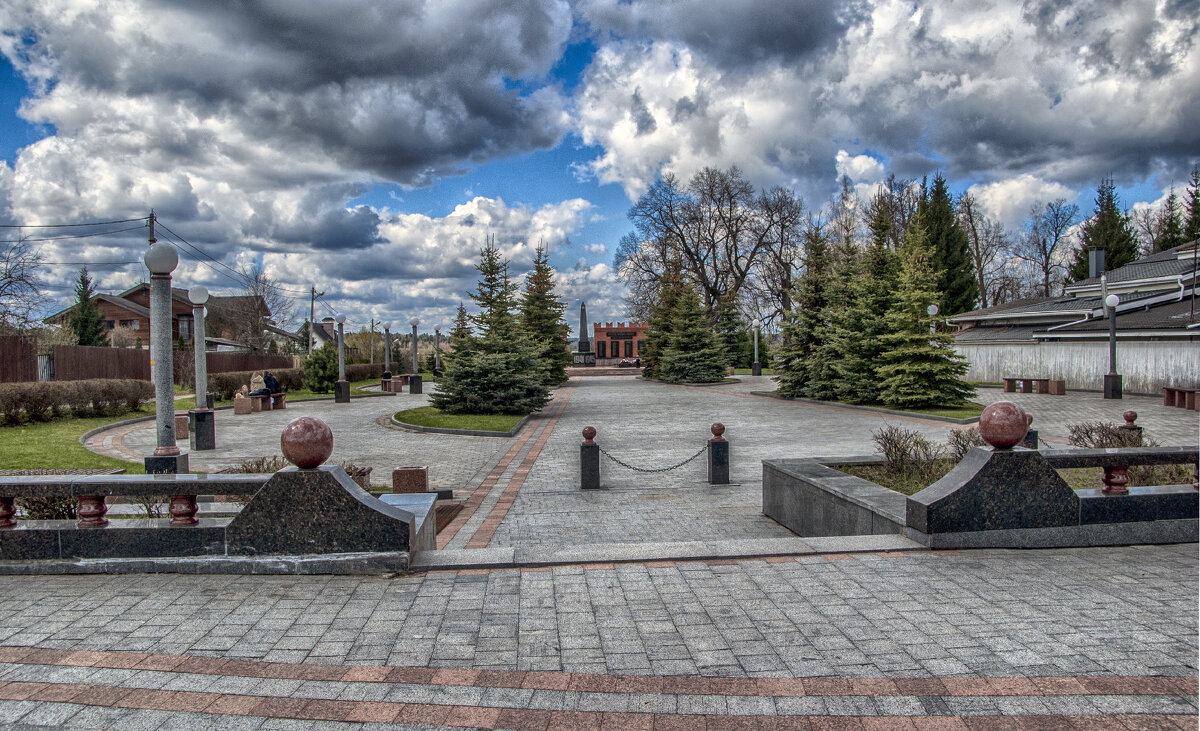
[309,285,324,354]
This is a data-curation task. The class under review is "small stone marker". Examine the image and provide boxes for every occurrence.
[392,467,428,493]
[708,423,729,485]
[581,426,599,490]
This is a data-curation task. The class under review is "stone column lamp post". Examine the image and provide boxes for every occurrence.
[1104,294,1122,399]
[143,242,188,474]
[188,286,215,450]
[382,321,392,381]
[434,326,442,374]
[334,313,350,403]
[409,317,423,394]
[751,318,761,376]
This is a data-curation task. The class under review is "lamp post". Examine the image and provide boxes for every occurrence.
[927,303,939,336]
[382,321,392,377]
[434,326,442,374]
[188,286,215,450]
[409,317,423,394]
[1104,293,1122,399]
[334,313,350,403]
[751,318,761,376]
[143,242,188,473]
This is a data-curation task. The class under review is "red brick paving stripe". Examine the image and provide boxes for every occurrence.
[1,646,1196,700]
[438,379,576,548]
[0,681,1195,729]
[465,377,580,549]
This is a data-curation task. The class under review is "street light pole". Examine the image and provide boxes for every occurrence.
[143,241,187,473]
[1104,294,1122,399]
[188,286,215,450]
[409,318,423,394]
[751,318,761,376]
[434,326,442,374]
[383,322,391,376]
[334,313,350,403]
[927,303,939,336]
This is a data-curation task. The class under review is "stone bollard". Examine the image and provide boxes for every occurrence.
[392,467,428,493]
[581,426,599,490]
[1118,410,1143,438]
[409,374,423,394]
[1100,411,1144,495]
[708,423,729,485]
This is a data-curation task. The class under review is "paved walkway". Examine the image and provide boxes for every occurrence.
[6,377,1192,727]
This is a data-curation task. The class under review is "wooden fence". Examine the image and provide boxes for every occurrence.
[50,346,294,384]
[0,336,37,383]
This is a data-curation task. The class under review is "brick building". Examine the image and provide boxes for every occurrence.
[592,321,648,365]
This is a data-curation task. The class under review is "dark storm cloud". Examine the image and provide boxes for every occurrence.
[577,0,861,69]
[630,89,656,135]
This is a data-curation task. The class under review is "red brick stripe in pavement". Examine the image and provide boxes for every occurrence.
[435,380,578,549]
[0,646,1194,699]
[465,378,580,548]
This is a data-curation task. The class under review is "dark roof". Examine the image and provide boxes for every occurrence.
[1068,240,1199,289]
[1042,296,1200,334]
[954,325,1040,342]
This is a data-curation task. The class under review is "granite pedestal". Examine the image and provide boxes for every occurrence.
[408,374,422,394]
[189,409,215,451]
[144,453,189,474]
[334,380,350,403]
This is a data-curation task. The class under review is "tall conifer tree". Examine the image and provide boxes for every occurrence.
[876,222,972,409]
[519,245,571,385]
[773,225,831,397]
[1070,177,1140,281]
[829,239,899,404]
[640,262,686,380]
[658,286,727,384]
[920,173,977,314]
[1183,167,1200,244]
[69,267,107,346]
[1154,187,1185,253]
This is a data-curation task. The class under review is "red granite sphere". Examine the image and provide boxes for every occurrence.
[978,401,1029,449]
[711,423,725,439]
[280,416,334,468]
[1123,410,1138,428]
[582,426,597,444]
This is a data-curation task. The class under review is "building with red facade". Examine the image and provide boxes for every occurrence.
[592,321,648,365]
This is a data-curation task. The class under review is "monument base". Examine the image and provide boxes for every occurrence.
[1103,373,1123,399]
[573,353,596,366]
[189,409,215,451]
[409,374,423,394]
[751,362,761,376]
[144,453,189,474]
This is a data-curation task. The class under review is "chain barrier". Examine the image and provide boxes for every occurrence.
[597,443,709,473]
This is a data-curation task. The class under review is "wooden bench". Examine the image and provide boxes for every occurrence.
[1162,387,1198,410]
[1003,378,1065,395]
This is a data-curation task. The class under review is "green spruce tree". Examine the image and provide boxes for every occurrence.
[429,243,550,415]
[518,245,571,385]
[640,263,686,380]
[876,222,973,409]
[69,267,107,346]
[712,297,744,367]
[773,225,831,397]
[1070,177,1141,281]
[803,240,857,400]
[920,173,978,314]
[658,286,727,383]
[1154,187,1186,253]
[829,238,899,404]
[301,343,338,392]
[1183,167,1200,244]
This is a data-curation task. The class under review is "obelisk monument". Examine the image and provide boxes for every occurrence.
[574,302,595,366]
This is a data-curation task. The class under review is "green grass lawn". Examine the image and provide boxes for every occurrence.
[733,367,776,375]
[393,406,524,432]
[177,377,386,409]
[0,409,150,472]
[890,402,985,419]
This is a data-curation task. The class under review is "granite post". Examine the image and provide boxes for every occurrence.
[708,423,729,485]
[188,286,215,451]
[751,319,761,376]
[409,318,423,394]
[581,426,599,489]
[143,240,188,474]
[334,314,350,403]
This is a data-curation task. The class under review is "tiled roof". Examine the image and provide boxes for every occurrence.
[1042,297,1200,333]
[1068,240,1199,289]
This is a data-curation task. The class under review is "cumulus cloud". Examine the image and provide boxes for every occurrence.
[554,260,628,337]
[584,243,608,253]
[967,174,1077,232]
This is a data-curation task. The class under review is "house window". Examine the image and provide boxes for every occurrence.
[179,318,191,340]
[625,340,633,358]
[105,320,115,329]
[597,341,606,359]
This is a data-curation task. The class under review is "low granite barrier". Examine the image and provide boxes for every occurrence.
[764,402,1198,549]
[0,416,436,573]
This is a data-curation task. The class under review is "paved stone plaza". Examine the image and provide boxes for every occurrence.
[1,376,1194,728]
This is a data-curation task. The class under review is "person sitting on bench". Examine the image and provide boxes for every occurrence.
[249,372,269,397]
[263,371,281,396]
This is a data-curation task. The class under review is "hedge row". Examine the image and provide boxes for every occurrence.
[0,379,154,425]
[206,363,384,400]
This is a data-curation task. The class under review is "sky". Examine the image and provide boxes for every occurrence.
[1,0,1198,337]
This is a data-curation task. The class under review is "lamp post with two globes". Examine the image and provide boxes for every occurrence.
[188,285,215,450]
[143,242,188,473]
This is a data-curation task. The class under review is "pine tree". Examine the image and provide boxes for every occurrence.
[1070,177,1141,281]
[828,240,899,404]
[69,267,107,346]
[658,286,727,383]
[804,241,857,400]
[876,222,973,409]
[921,174,978,314]
[773,226,831,397]
[640,263,686,380]
[1183,167,1200,244]
[429,246,550,415]
[1154,187,1185,253]
[712,298,744,367]
[301,343,339,393]
[518,245,571,385]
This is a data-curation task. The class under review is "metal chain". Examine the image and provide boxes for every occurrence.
[598,443,709,473]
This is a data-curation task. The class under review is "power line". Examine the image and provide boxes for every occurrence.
[0,217,149,228]
[43,260,140,266]
[155,219,314,296]
[1,224,148,243]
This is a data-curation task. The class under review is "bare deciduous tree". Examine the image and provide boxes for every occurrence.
[1011,200,1079,298]
[0,237,44,332]
[957,193,1009,309]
